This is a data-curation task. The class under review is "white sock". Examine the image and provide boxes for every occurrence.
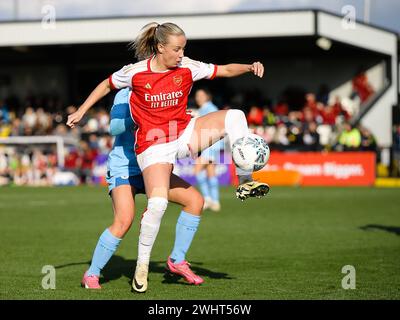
[224,109,249,149]
[224,109,252,183]
[137,197,168,265]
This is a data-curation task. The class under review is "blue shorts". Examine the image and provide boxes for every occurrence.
[106,174,145,195]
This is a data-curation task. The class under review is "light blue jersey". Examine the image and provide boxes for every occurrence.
[198,101,218,117]
[198,101,224,154]
[106,88,144,193]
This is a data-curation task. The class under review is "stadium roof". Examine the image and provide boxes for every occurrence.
[0,10,397,54]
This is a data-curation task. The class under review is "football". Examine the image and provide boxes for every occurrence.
[231,133,270,172]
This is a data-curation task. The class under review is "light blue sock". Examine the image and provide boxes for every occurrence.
[196,170,211,199]
[170,211,201,264]
[209,176,220,203]
[87,228,121,276]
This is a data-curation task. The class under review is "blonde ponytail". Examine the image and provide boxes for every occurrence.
[130,22,185,61]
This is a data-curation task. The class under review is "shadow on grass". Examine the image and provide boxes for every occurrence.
[359,224,400,236]
[55,255,233,286]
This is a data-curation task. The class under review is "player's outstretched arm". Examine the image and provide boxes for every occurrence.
[66,78,111,128]
[216,61,264,78]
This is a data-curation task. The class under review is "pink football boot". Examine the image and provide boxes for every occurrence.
[81,271,101,289]
[166,257,204,285]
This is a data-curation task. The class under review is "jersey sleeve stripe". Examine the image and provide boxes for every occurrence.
[210,65,218,80]
[108,75,116,90]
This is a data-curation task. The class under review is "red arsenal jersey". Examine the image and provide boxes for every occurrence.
[109,56,217,154]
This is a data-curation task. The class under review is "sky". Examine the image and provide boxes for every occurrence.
[1,0,399,34]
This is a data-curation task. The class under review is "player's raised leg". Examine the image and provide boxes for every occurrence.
[189,109,270,201]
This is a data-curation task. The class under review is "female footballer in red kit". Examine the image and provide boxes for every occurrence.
[67,22,269,292]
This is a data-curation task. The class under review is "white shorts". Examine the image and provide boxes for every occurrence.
[136,118,196,171]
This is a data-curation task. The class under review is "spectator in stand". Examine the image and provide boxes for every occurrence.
[32,149,50,186]
[273,100,289,117]
[84,113,99,134]
[247,105,264,127]
[320,104,337,126]
[359,126,377,152]
[287,124,303,150]
[79,141,98,185]
[274,122,290,150]
[88,134,100,150]
[11,118,24,136]
[287,110,302,127]
[36,108,52,135]
[352,71,374,103]
[0,100,10,124]
[262,106,276,126]
[96,108,110,134]
[53,111,65,128]
[304,93,322,113]
[0,111,12,137]
[53,123,69,137]
[331,96,351,121]
[22,107,37,134]
[98,135,113,154]
[46,149,58,180]
[302,122,321,151]
[302,106,318,124]
[302,93,324,124]
[64,146,82,178]
[337,122,361,151]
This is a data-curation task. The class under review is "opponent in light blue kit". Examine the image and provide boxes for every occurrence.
[82,88,205,292]
[194,88,224,212]
[106,88,144,193]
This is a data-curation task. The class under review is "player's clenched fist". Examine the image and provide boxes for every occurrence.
[250,61,264,78]
[66,110,83,128]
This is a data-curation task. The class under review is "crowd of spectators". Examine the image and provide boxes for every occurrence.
[0,74,380,185]
[0,146,58,186]
[0,97,113,186]
[246,92,377,154]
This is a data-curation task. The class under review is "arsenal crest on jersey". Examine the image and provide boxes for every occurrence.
[173,75,183,86]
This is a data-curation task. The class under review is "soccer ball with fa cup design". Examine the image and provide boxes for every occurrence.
[231,133,270,172]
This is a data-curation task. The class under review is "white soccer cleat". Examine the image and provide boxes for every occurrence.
[132,263,149,293]
[236,181,270,201]
[209,200,221,212]
[203,197,212,210]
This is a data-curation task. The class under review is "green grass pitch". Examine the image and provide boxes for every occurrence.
[0,186,399,300]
